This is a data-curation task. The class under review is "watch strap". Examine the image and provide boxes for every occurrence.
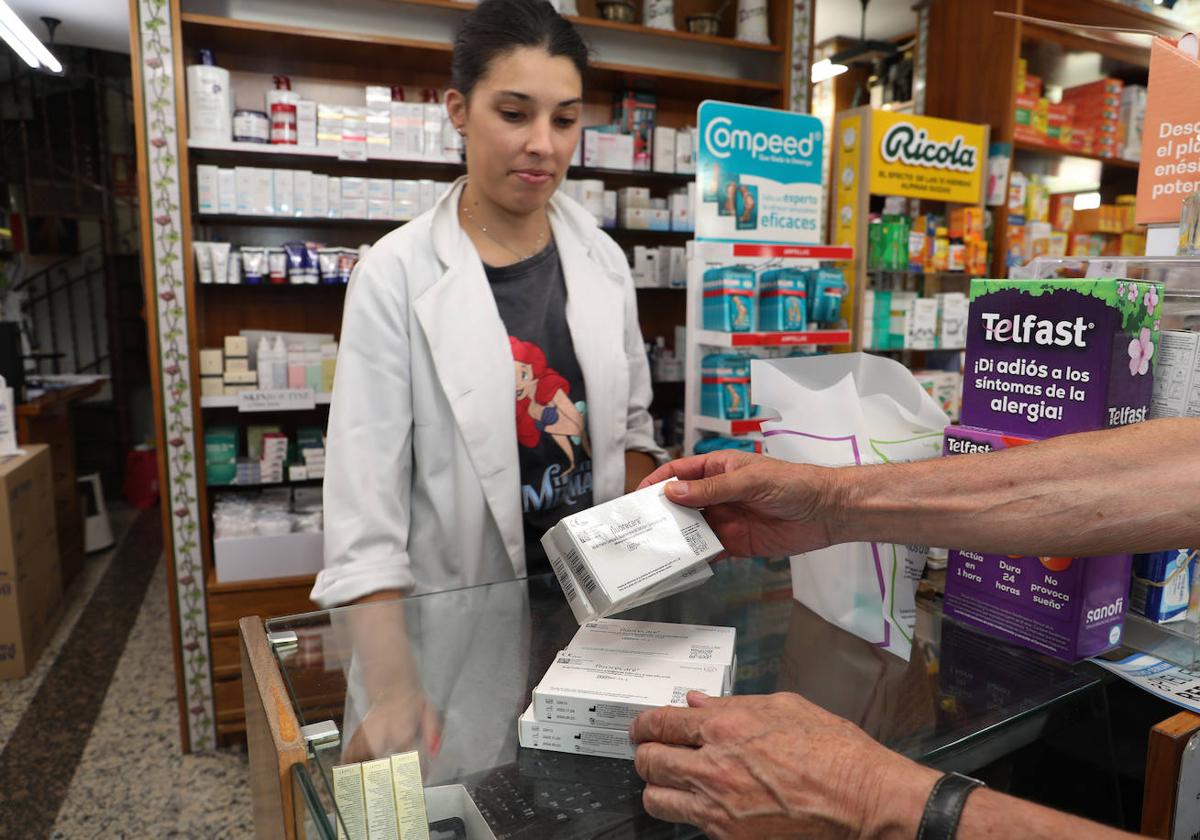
[916,772,984,840]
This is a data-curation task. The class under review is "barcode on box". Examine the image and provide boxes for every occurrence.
[683,524,708,556]
[551,556,578,604]
[566,547,599,596]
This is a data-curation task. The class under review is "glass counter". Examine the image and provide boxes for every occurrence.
[264,559,1107,839]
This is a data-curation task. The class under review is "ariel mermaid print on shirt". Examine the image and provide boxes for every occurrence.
[509,336,592,478]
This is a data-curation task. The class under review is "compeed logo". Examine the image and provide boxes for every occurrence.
[880,122,978,173]
[704,115,820,161]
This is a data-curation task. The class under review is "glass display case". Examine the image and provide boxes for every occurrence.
[249,559,1109,839]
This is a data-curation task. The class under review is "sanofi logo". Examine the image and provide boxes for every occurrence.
[704,115,821,161]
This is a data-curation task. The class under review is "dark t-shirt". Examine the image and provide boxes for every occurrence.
[484,240,594,577]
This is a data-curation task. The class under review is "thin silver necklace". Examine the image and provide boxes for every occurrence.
[460,199,548,262]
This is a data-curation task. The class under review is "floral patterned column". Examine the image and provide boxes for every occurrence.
[131,0,214,751]
[789,0,813,113]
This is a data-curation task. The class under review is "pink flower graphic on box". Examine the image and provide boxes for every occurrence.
[1128,328,1154,376]
[1128,285,1139,302]
[1144,286,1159,312]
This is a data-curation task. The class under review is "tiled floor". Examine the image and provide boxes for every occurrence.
[0,505,255,839]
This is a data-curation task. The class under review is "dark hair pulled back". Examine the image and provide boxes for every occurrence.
[451,0,589,98]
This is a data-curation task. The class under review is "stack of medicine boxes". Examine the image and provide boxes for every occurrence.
[519,619,736,760]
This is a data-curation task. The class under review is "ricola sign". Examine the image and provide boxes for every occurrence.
[868,110,988,204]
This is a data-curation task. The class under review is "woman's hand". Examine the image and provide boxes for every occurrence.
[342,686,442,765]
[638,451,843,558]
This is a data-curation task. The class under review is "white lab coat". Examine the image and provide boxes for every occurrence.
[312,176,665,607]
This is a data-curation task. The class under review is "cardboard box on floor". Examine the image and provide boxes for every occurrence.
[0,444,64,679]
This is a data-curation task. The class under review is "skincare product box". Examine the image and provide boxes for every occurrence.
[758,269,808,332]
[234,166,256,215]
[904,297,939,350]
[1131,549,1196,624]
[583,129,634,170]
[621,207,670,232]
[294,170,313,217]
[327,177,342,218]
[272,169,293,217]
[652,126,676,173]
[518,704,636,759]
[199,348,224,376]
[390,102,424,157]
[1150,330,1200,418]
[217,168,236,214]
[253,167,274,215]
[631,246,657,288]
[310,174,328,217]
[937,292,969,349]
[616,187,651,215]
[566,618,737,694]
[675,127,696,174]
[960,278,1163,438]
[296,99,317,147]
[541,479,721,624]
[942,424,1132,661]
[702,266,756,331]
[532,651,726,730]
[700,353,754,419]
[200,376,224,397]
[224,335,249,358]
[196,165,218,214]
[393,180,420,221]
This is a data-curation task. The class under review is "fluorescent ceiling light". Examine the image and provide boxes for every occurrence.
[0,18,37,68]
[1073,191,1102,211]
[812,58,849,84]
[0,1,61,73]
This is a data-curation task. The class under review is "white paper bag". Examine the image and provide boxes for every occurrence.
[0,376,18,456]
[752,354,948,660]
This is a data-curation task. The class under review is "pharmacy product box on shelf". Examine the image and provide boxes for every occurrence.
[701,353,754,419]
[214,531,324,583]
[702,267,756,331]
[941,426,1131,661]
[0,445,64,679]
[960,278,1163,438]
[758,269,808,331]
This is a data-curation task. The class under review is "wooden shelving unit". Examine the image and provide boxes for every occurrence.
[144,0,803,749]
[922,0,1184,277]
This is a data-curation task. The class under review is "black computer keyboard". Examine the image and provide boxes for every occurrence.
[463,750,690,840]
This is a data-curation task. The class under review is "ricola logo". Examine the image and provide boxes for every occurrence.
[980,313,1094,348]
[880,123,978,173]
[704,116,820,161]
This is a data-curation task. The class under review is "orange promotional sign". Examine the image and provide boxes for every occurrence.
[1136,38,1200,225]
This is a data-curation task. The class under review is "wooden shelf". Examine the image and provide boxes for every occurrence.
[194,213,401,229]
[209,477,324,491]
[1012,139,1139,171]
[392,0,782,52]
[186,140,695,184]
[206,569,317,596]
[1019,0,1184,69]
[180,12,780,101]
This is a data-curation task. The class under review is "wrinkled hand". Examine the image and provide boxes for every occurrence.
[630,691,938,840]
[342,687,442,765]
[638,451,841,558]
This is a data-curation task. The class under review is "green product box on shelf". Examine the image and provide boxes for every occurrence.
[204,426,238,486]
[246,425,282,461]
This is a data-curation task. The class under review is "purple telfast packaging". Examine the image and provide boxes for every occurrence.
[960,278,1163,438]
[942,425,1132,662]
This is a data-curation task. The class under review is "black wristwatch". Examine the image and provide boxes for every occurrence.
[915,771,985,840]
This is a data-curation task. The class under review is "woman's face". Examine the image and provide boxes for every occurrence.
[449,47,583,216]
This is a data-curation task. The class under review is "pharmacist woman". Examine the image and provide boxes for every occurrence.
[312,0,664,610]
[312,0,665,768]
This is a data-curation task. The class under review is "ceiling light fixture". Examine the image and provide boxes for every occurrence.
[812,58,850,84]
[0,0,62,73]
